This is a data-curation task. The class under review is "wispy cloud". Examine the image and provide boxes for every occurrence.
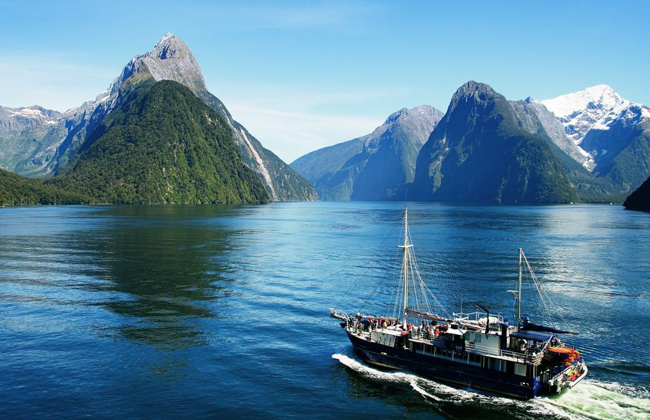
[209,80,410,162]
[0,53,115,111]
[226,103,381,163]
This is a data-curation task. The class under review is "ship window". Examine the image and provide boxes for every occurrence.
[474,335,481,343]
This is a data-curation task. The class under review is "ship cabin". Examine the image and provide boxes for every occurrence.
[405,312,548,378]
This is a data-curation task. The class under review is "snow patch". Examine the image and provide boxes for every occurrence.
[642,106,650,120]
[540,85,626,119]
[7,108,44,118]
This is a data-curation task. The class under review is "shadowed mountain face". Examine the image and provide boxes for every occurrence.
[0,33,316,201]
[624,174,650,212]
[410,81,579,204]
[291,105,443,200]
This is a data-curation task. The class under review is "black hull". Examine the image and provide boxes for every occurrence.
[347,331,541,399]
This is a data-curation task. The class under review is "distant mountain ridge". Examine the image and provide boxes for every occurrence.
[0,33,316,201]
[3,36,650,206]
[291,105,443,200]
[293,81,650,204]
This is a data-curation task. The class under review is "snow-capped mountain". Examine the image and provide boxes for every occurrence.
[540,85,629,143]
[541,86,647,147]
[538,85,650,175]
[537,84,650,194]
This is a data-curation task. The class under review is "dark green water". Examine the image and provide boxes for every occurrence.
[0,202,648,419]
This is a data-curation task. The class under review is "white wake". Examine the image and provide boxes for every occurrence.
[333,353,650,420]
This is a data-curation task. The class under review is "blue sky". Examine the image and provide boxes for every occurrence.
[1,1,648,162]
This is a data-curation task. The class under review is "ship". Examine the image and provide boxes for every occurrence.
[330,209,588,399]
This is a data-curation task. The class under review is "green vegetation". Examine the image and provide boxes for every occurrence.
[290,139,364,200]
[47,80,270,205]
[199,91,317,201]
[599,130,650,194]
[0,168,93,206]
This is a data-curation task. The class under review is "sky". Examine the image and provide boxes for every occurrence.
[1,0,649,163]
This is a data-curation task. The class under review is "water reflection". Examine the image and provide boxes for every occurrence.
[92,206,239,350]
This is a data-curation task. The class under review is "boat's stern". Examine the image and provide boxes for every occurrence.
[542,359,588,395]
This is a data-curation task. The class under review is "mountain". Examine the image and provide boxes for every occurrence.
[0,33,316,201]
[106,33,315,201]
[624,174,650,212]
[0,168,92,206]
[410,81,579,204]
[540,85,629,146]
[0,104,86,177]
[291,105,443,200]
[510,99,593,169]
[507,98,615,201]
[0,84,125,177]
[540,85,650,193]
[47,80,270,205]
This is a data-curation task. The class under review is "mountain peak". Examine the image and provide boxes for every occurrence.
[158,32,176,44]
[455,81,498,97]
[538,85,633,146]
[382,105,439,125]
[151,32,186,60]
[448,81,502,110]
[540,84,626,119]
[107,33,207,100]
[383,107,408,125]
[441,81,505,119]
[141,33,206,95]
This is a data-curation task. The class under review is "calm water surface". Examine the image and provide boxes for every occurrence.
[0,202,648,419]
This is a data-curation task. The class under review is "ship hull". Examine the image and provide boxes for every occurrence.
[347,331,541,399]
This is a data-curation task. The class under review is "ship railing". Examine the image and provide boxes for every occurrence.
[501,349,544,365]
[466,343,501,357]
[467,343,544,365]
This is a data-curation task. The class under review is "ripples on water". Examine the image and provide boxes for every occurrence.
[0,202,649,419]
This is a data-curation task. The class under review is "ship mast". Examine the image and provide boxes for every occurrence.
[399,209,413,325]
[517,247,523,331]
